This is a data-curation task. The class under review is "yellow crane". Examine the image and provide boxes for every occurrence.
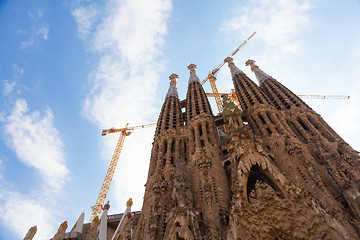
[201,32,256,113]
[297,95,350,100]
[90,122,156,222]
[206,91,350,109]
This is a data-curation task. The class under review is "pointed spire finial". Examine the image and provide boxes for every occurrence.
[187,64,200,83]
[224,57,244,77]
[169,73,179,81]
[245,59,271,85]
[188,63,197,72]
[166,73,179,98]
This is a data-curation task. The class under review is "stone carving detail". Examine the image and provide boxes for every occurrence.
[172,175,193,208]
[203,181,213,206]
[284,135,302,156]
[152,176,168,194]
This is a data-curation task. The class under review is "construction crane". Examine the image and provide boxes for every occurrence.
[206,91,350,109]
[201,32,256,113]
[297,95,350,100]
[90,122,156,222]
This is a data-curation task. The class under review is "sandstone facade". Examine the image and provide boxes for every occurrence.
[118,60,360,239]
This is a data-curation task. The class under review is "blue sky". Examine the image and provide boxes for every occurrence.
[1,0,359,239]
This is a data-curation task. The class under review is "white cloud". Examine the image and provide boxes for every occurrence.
[72,5,99,40]
[0,158,3,179]
[73,0,172,211]
[3,98,69,191]
[0,191,57,239]
[3,80,16,96]
[20,38,35,49]
[2,65,24,96]
[28,9,43,19]
[73,0,173,127]
[19,9,49,49]
[222,0,312,54]
[0,98,70,239]
[37,25,49,40]
[12,64,24,79]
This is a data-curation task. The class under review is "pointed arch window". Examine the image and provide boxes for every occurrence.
[246,164,284,202]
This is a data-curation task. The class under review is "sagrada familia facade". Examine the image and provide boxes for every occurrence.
[123,58,360,239]
[29,57,360,240]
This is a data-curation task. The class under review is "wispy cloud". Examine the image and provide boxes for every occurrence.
[0,191,57,239]
[222,0,312,54]
[20,38,35,49]
[72,0,172,211]
[12,64,24,79]
[3,80,16,96]
[2,64,24,97]
[72,5,99,40]
[28,9,43,19]
[0,98,69,238]
[3,99,68,191]
[0,158,4,179]
[19,9,49,49]
[37,25,49,40]
[215,0,314,95]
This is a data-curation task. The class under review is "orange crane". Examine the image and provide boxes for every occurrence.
[206,91,350,109]
[90,122,156,222]
[201,32,256,113]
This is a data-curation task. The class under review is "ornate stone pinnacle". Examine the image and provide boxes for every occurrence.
[169,73,179,80]
[167,73,179,97]
[188,63,200,83]
[224,57,234,64]
[225,57,244,77]
[245,59,257,71]
[187,63,197,72]
[245,59,271,84]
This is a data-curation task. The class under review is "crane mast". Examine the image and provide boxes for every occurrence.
[90,122,156,222]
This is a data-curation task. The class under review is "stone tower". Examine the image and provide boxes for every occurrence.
[129,60,360,240]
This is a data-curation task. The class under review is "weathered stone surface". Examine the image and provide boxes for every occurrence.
[124,61,360,239]
[23,225,37,240]
[50,221,67,240]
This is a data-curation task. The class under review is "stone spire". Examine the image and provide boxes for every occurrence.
[166,73,179,98]
[186,63,212,121]
[246,59,272,85]
[224,57,244,77]
[155,73,183,136]
[225,58,271,111]
[188,63,200,83]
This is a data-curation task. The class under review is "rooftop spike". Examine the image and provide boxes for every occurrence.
[188,63,200,83]
[166,73,179,98]
[245,59,272,85]
[224,57,244,77]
